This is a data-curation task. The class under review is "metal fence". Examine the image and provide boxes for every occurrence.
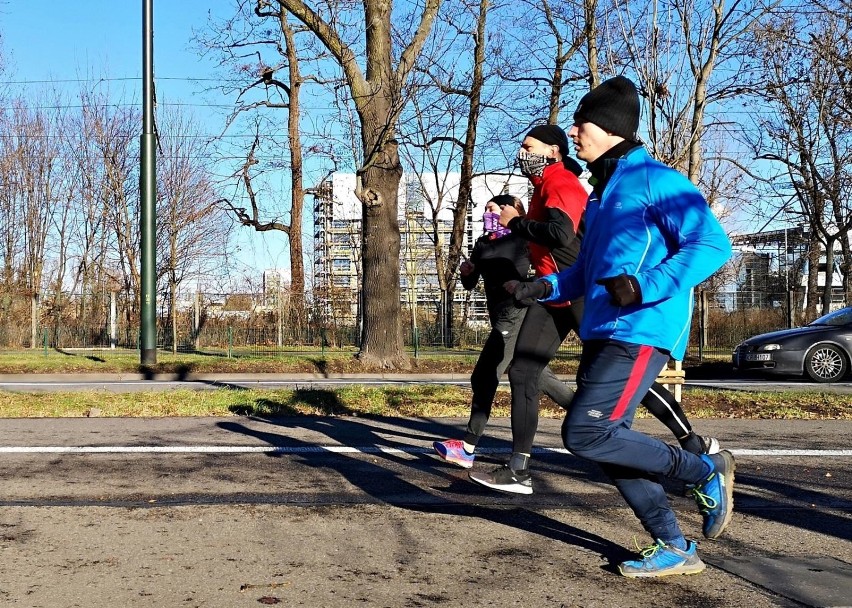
[1,289,843,361]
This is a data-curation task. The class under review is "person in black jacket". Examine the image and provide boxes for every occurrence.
[433,195,575,468]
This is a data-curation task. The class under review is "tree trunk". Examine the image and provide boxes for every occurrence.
[170,278,178,354]
[356,147,408,368]
[283,22,306,318]
[822,237,835,315]
[356,104,408,369]
[685,0,724,185]
[441,0,489,348]
[585,0,599,87]
[276,0,441,368]
[806,235,821,317]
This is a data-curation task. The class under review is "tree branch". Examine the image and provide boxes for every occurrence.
[396,0,444,85]
[219,132,291,234]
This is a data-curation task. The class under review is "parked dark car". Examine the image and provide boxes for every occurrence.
[732,306,852,382]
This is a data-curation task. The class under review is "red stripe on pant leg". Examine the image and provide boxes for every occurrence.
[609,345,655,421]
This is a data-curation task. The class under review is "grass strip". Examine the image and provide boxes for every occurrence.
[0,386,849,419]
[0,351,482,375]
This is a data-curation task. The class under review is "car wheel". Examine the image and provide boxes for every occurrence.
[804,343,848,382]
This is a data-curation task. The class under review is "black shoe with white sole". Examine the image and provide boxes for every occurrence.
[468,464,533,495]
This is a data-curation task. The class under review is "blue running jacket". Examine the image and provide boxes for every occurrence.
[540,146,732,360]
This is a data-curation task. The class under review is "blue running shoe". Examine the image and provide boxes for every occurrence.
[682,436,722,495]
[618,539,706,578]
[433,439,475,469]
[691,450,735,539]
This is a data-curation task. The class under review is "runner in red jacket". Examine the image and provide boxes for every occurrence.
[467,125,587,493]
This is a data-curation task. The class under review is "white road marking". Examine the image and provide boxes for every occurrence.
[0,446,849,456]
[3,379,851,391]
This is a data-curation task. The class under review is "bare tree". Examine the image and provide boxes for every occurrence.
[63,92,116,308]
[45,106,78,320]
[257,0,442,369]
[0,73,240,347]
[199,2,322,307]
[614,0,776,184]
[0,90,79,346]
[7,99,69,346]
[157,106,232,352]
[0,107,21,289]
[494,0,590,125]
[748,1,852,315]
[398,0,496,345]
[0,111,26,346]
[96,103,142,324]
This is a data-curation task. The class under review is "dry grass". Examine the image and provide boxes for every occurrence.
[1,385,849,419]
[3,350,848,420]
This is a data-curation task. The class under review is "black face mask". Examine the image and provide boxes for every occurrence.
[516,150,556,177]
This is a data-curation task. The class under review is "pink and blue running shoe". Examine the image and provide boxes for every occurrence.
[432,439,475,469]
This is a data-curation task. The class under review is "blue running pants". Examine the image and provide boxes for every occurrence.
[562,340,711,542]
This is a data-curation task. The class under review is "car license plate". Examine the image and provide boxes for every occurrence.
[745,353,772,362]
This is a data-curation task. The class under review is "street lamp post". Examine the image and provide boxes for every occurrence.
[140,0,157,364]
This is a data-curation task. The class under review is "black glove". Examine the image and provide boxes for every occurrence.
[595,274,642,306]
[513,280,552,306]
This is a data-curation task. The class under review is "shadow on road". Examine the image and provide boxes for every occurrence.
[216,398,852,567]
[217,409,634,568]
[732,470,852,543]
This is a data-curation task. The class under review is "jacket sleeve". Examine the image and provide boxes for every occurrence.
[634,182,732,304]
[508,206,577,250]
[509,172,587,248]
[460,241,483,291]
[540,246,586,304]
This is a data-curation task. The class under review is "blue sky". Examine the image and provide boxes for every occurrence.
[2,1,295,284]
[3,2,208,102]
[1,1,785,284]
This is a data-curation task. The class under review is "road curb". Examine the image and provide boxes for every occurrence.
[0,372,476,383]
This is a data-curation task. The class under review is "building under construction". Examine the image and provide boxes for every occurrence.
[310,172,530,334]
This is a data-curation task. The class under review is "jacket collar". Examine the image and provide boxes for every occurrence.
[587,141,642,196]
[529,160,565,187]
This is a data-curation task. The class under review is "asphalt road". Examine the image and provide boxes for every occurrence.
[0,415,850,607]
[2,372,852,393]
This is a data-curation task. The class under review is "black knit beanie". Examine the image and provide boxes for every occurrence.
[573,76,640,140]
[524,124,582,176]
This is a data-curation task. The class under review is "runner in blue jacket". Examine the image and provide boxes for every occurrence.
[539,140,731,359]
[514,76,735,578]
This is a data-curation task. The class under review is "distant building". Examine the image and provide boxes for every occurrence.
[311,171,530,325]
[254,268,291,314]
[731,226,848,309]
[262,269,290,300]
